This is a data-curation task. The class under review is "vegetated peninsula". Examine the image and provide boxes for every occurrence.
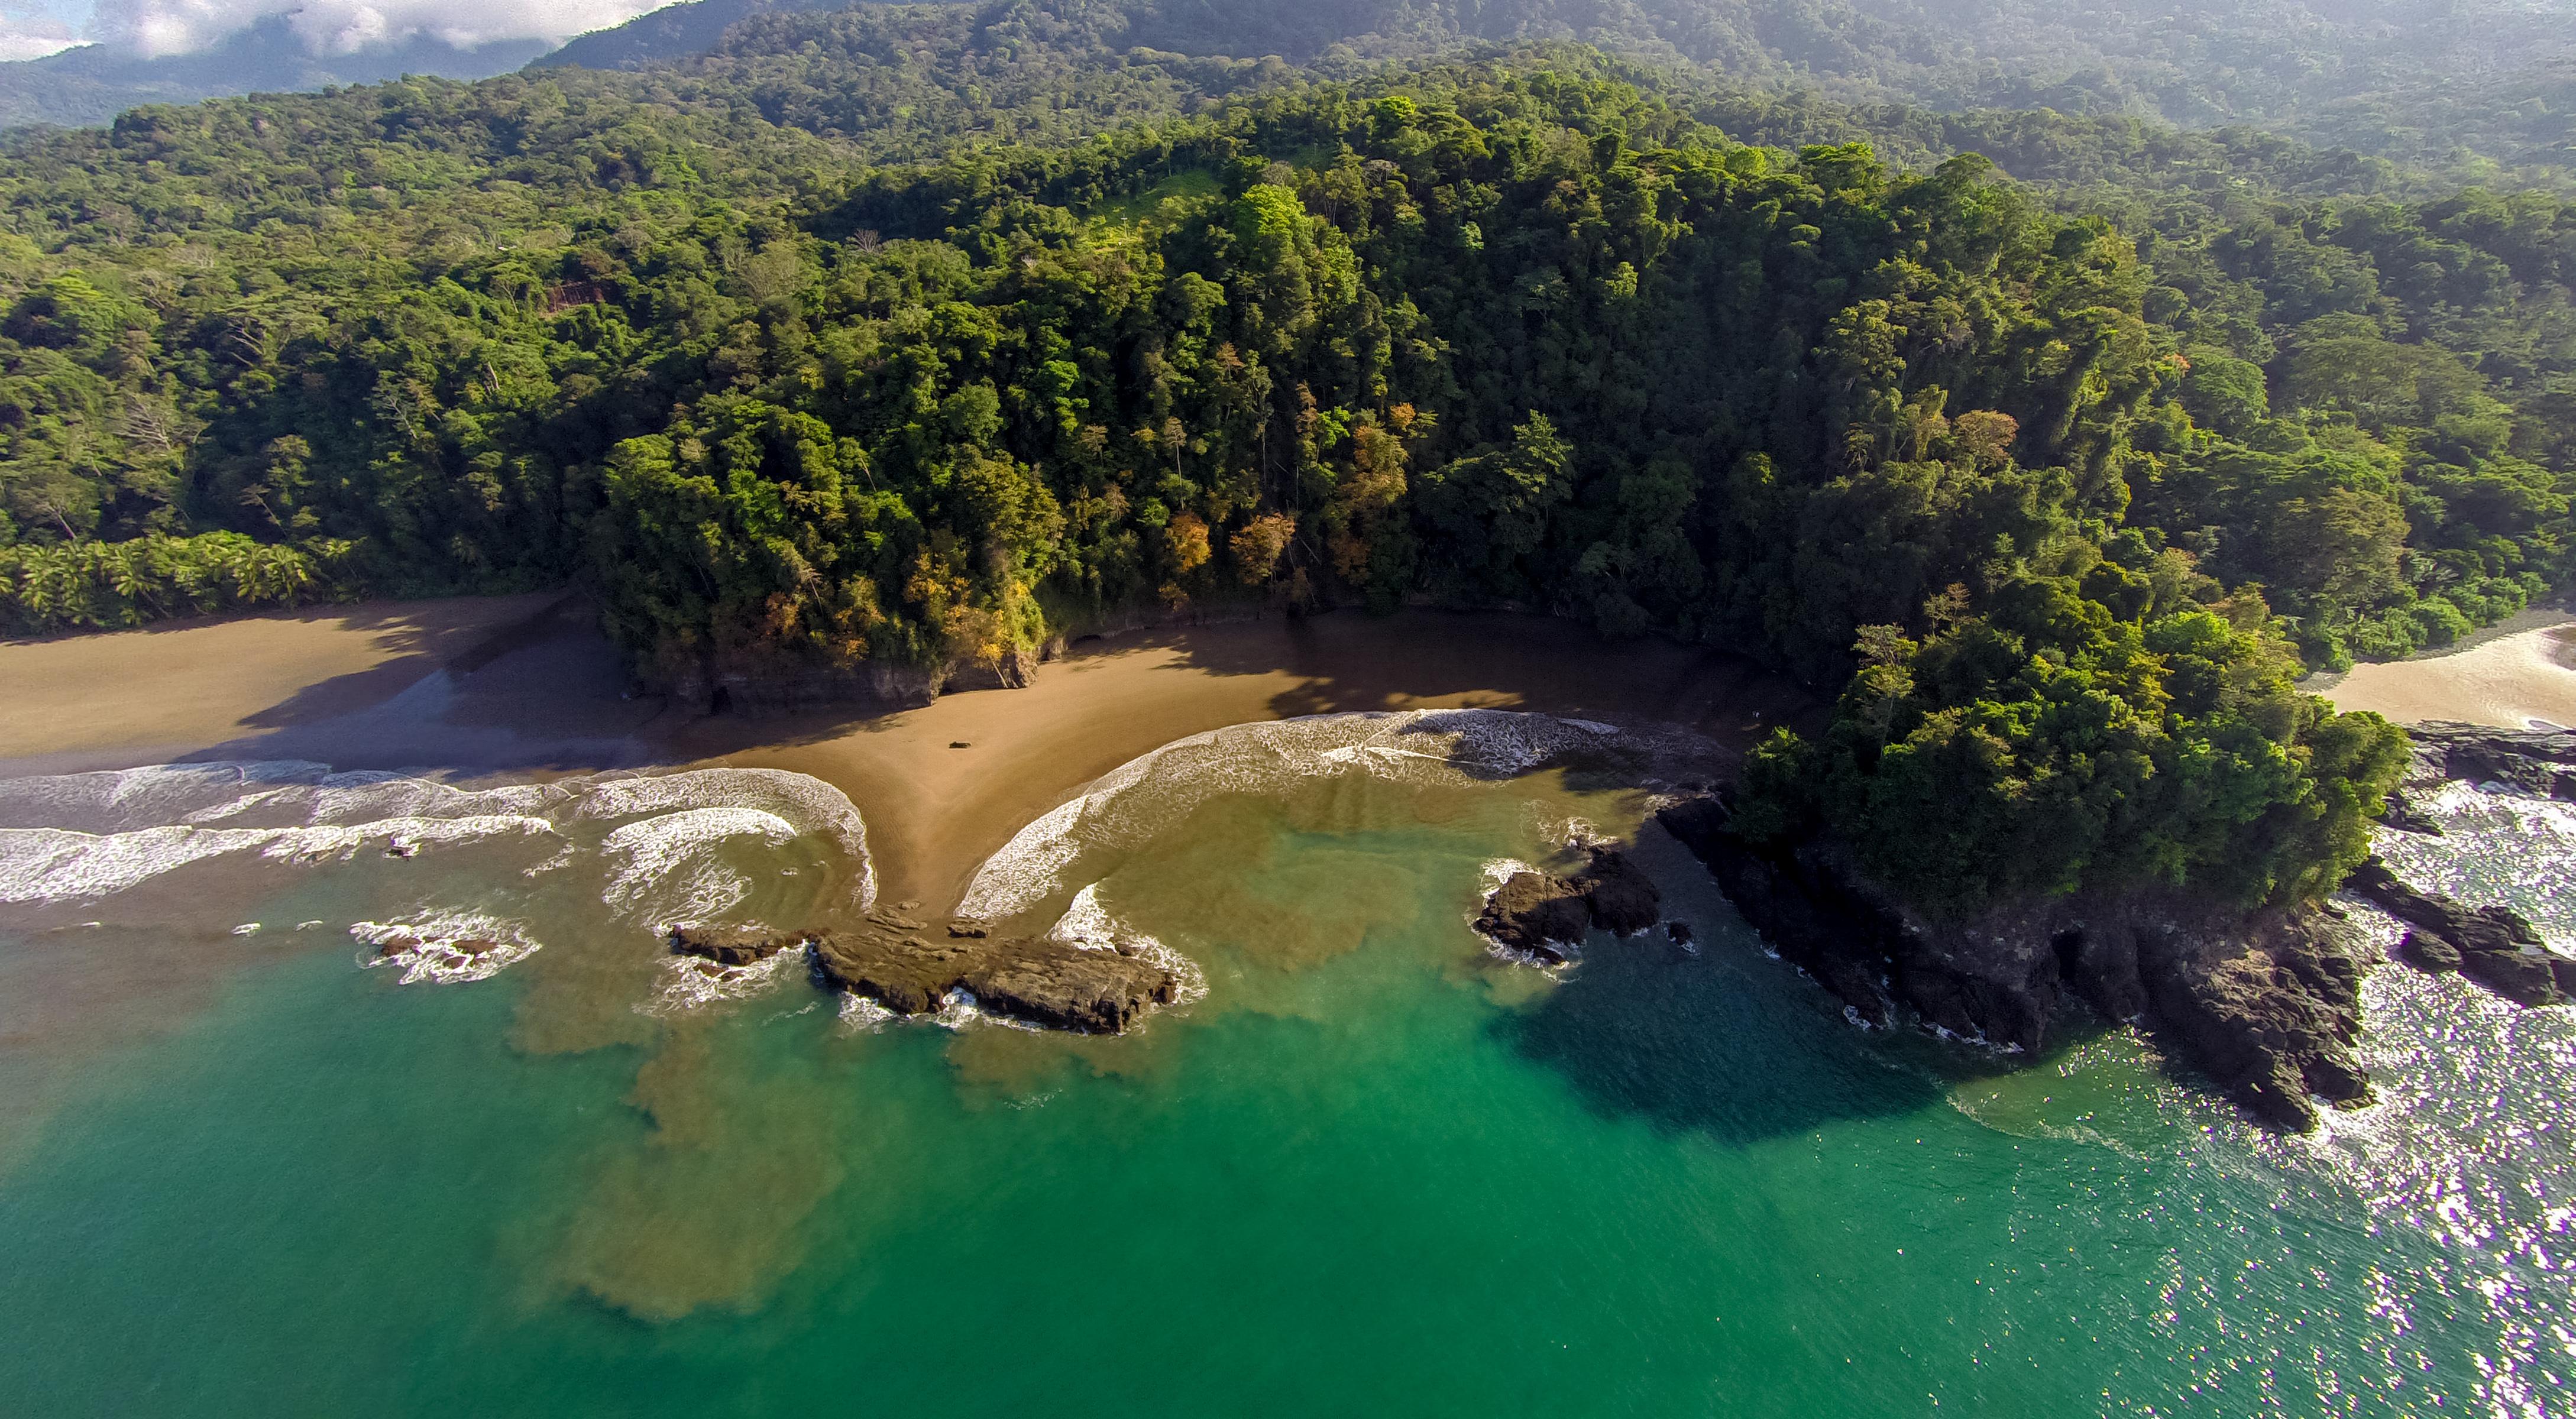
[1,0,2571,1123]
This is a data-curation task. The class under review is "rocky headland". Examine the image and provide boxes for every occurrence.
[671,912,1182,1032]
[1644,720,2576,1132]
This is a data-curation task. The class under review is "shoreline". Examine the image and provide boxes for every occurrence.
[0,595,1813,914]
[2310,607,2576,731]
[11,588,2574,907]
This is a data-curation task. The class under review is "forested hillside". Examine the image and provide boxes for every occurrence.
[0,4,2568,909]
[546,0,2576,181]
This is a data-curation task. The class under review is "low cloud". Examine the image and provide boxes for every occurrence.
[0,2,80,60]
[92,0,667,58]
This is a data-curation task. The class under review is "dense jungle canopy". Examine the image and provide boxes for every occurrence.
[4,0,2571,909]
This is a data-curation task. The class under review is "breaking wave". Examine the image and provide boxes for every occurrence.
[601,806,802,926]
[352,912,543,986]
[0,760,876,988]
[1048,882,1208,1011]
[959,709,1708,922]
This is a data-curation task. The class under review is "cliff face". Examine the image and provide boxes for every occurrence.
[668,644,1044,713]
[1655,721,2576,1131]
[1654,798,2373,1130]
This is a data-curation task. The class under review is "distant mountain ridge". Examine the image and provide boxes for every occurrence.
[0,15,552,129]
[532,0,839,71]
[528,0,2576,171]
[1,0,2571,180]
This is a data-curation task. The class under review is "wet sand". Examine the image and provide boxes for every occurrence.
[0,598,1808,912]
[0,591,664,776]
[692,614,1807,912]
[2317,612,2576,730]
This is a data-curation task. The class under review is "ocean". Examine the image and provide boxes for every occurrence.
[0,711,2568,1416]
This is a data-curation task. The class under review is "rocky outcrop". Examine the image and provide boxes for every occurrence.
[2405,721,2576,801]
[1639,719,2573,1130]
[1477,872,1593,963]
[668,639,1062,713]
[1578,849,1662,936]
[664,913,1182,1032]
[2140,913,2373,1129]
[940,646,1038,693]
[1474,846,1664,963]
[2376,788,2444,837]
[667,926,800,967]
[810,912,1180,1032]
[2345,857,2575,1007]
[1654,796,2375,1130]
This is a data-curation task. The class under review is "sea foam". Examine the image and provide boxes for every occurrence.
[959,709,1707,922]
[0,763,875,921]
[600,806,801,925]
[1048,882,1208,1010]
[351,912,542,985]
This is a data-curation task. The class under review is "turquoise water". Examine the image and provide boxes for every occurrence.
[1,731,2570,1417]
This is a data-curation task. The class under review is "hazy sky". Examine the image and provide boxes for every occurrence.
[0,0,671,61]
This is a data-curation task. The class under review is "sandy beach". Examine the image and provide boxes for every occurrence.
[14,589,2574,908]
[0,598,1808,913]
[2316,611,2576,731]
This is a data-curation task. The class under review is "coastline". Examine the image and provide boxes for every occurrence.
[2311,608,2576,730]
[0,595,1811,913]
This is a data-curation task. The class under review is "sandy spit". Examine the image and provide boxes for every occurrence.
[0,598,1808,914]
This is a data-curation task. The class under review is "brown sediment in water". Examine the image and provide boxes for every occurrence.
[0,597,1808,1320]
[2316,614,2576,730]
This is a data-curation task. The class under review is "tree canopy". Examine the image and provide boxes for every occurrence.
[4,12,2559,911]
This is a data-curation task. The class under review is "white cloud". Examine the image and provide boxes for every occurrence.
[0,2,80,59]
[92,0,670,59]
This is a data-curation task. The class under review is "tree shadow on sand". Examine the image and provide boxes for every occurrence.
[1130,608,1815,740]
[232,592,594,733]
[177,593,669,775]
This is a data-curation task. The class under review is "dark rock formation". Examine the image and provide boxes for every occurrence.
[942,646,1038,693]
[1474,845,1665,962]
[1477,871,1594,963]
[2141,913,2373,1129]
[1578,850,1662,936]
[2406,722,2576,800]
[2377,788,2444,837]
[1655,796,2376,1130]
[667,926,798,967]
[2345,857,2575,1007]
[2399,929,2462,973]
[809,912,1179,1032]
